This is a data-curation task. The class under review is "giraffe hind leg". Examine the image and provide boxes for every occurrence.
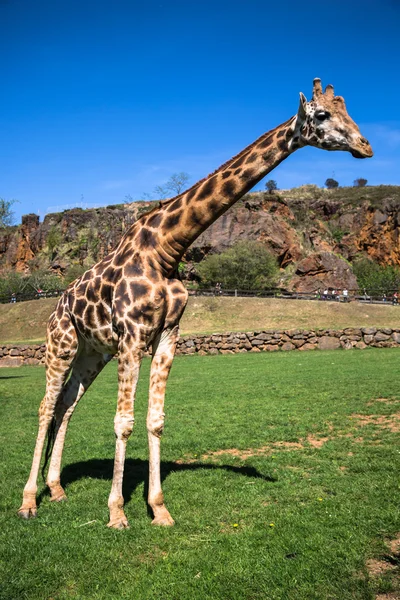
[18,317,79,519]
[46,351,111,502]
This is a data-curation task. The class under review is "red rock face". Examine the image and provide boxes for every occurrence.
[355,207,400,265]
[2,214,39,273]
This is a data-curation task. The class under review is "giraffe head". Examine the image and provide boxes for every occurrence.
[292,78,373,159]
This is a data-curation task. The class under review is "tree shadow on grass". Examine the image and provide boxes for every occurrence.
[38,458,276,515]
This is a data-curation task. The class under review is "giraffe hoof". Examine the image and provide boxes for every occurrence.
[49,483,67,502]
[151,515,175,527]
[18,507,38,520]
[50,493,67,503]
[107,517,130,530]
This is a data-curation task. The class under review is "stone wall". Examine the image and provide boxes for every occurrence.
[1,327,400,367]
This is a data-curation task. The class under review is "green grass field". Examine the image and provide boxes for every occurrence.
[1,349,400,599]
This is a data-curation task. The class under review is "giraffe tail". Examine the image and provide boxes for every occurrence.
[41,416,57,482]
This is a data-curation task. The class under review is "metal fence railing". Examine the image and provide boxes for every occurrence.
[1,287,399,306]
[0,289,64,305]
[187,288,399,305]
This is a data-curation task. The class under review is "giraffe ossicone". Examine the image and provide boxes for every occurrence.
[18,79,372,528]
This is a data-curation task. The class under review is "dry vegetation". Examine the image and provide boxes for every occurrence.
[0,295,399,344]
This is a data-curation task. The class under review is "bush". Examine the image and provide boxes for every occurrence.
[27,269,63,293]
[47,226,61,256]
[196,241,278,290]
[63,264,87,285]
[325,178,339,189]
[353,258,400,293]
[0,269,63,300]
[328,224,349,243]
[0,271,26,297]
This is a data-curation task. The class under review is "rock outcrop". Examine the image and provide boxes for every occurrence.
[288,252,357,293]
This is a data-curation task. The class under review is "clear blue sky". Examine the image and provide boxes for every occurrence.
[1,0,399,222]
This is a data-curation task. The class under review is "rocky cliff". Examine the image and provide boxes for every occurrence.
[1,185,399,292]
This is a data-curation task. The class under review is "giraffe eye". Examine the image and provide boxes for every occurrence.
[315,111,331,121]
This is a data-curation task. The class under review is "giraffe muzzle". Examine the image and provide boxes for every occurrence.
[350,137,373,159]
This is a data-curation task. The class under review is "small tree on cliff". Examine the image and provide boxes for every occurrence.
[265,179,278,194]
[354,178,368,187]
[154,172,190,199]
[197,241,278,290]
[325,178,339,189]
[0,198,17,228]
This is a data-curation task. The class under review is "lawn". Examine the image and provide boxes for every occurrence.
[1,349,400,599]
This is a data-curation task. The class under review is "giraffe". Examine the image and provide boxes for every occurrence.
[18,79,373,528]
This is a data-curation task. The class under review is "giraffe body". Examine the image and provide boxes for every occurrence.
[19,79,373,527]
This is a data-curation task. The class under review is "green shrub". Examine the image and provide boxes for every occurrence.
[46,226,61,255]
[0,271,26,297]
[353,257,400,292]
[197,241,278,290]
[27,269,63,292]
[63,264,87,285]
[328,224,348,243]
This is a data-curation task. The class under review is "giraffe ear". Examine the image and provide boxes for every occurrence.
[298,92,307,119]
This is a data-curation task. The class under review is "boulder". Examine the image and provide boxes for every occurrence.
[318,336,341,350]
[281,342,295,351]
[288,251,357,293]
[392,332,400,344]
[361,327,377,335]
[374,332,391,342]
[298,343,316,351]
[0,356,23,367]
[355,342,367,350]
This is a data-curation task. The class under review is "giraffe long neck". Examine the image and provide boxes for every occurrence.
[141,116,298,274]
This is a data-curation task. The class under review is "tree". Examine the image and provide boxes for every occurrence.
[154,172,190,199]
[47,226,61,258]
[353,258,400,293]
[196,241,278,290]
[0,271,27,298]
[0,198,17,228]
[354,178,368,187]
[265,179,278,194]
[325,178,339,189]
[63,264,87,285]
[27,269,63,293]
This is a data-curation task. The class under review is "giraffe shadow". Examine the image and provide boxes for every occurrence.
[38,458,276,514]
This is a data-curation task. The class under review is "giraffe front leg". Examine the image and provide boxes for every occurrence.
[107,343,143,530]
[147,327,178,526]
